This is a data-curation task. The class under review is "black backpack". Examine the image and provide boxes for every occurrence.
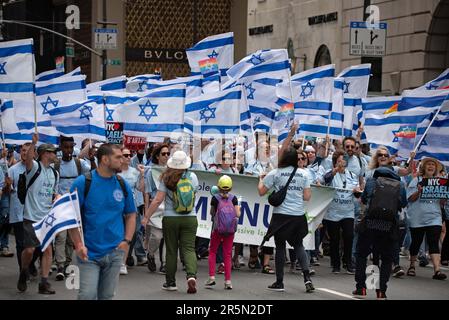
[364,176,401,233]
[82,171,128,203]
[18,162,58,205]
[268,167,297,207]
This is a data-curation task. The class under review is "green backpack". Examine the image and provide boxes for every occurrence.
[172,172,195,214]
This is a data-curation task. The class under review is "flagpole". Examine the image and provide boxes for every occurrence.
[0,113,9,170]
[407,106,442,165]
[241,84,256,150]
[72,190,85,247]
[32,55,38,134]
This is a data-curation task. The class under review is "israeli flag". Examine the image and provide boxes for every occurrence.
[112,84,186,139]
[0,99,30,145]
[145,76,202,97]
[33,192,81,252]
[0,38,35,101]
[246,78,282,133]
[227,49,290,85]
[415,112,449,166]
[126,74,162,93]
[36,69,64,82]
[413,68,449,92]
[87,75,127,92]
[184,85,246,137]
[291,64,335,82]
[202,73,221,94]
[36,67,82,82]
[336,64,371,136]
[48,98,106,142]
[364,105,437,154]
[186,32,234,78]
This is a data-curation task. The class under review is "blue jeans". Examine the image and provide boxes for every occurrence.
[129,209,146,260]
[77,248,124,300]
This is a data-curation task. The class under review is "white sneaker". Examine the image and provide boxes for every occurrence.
[120,264,128,275]
[224,280,233,290]
[238,255,245,266]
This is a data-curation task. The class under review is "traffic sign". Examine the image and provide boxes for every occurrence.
[107,59,121,66]
[94,28,117,50]
[350,21,387,57]
[66,44,75,58]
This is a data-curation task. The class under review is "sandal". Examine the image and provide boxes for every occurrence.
[262,265,275,274]
[406,266,416,277]
[432,271,447,280]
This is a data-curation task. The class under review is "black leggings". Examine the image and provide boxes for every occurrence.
[409,226,442,256]
[442,220,449,261]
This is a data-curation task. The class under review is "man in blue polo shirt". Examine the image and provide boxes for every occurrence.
[69,143,136,300]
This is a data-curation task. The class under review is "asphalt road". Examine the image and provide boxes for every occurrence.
[0,236,448,301]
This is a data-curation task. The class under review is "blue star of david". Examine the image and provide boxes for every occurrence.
[343,80,350,94]
[247,53,264,66]
[138,99,158,122]
[300,81,315,99]
[253,116,261,124]
[392,130,399,143]
[105,107,114,121]
[41,96,59,115]
[0,62,6,75]
[426,83,438,90]
[245,84,256,100]
[199,105,216,123]
[44,212,57,228]
[137,81,146,92]
[208,50,219,59]
[79,105,93,120]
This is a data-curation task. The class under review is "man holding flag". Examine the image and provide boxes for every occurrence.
[69,144,136,300]
[17,133,60,294]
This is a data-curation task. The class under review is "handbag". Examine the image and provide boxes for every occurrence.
[268,167,297,207]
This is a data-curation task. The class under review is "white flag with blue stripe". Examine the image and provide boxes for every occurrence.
[32,191,80,251]
[186,32,234,78]
[227,49,290,85]
[112,84,186,139]
[48,98,106,142]
[0,38,35,101]
[184,86,247,137]
[86,75,127,92]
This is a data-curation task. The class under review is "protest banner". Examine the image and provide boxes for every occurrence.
[106,122,123,144]
[152,168,335,249]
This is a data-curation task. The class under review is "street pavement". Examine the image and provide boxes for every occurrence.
[0,236,448,300]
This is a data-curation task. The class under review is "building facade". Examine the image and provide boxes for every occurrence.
[246,0,449,93]
[1,0,248,82]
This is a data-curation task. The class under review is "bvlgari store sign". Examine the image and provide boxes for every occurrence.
[126,48,187,63]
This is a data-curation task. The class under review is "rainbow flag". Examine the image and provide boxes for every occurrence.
[395,125,417,139]
[384,102,398,115]
[275,103,294,119]
[199,58,219,76]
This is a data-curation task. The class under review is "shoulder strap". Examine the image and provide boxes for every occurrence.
[54,160,60,173]
[116,175,129,198]
[284,167,297,189]
[75,158,82,176]
[84,171,92,200]
[50,166,58,183]
[27,161,42,190]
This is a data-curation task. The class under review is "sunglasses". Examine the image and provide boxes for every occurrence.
[123,154,132,158]
[378,154,389,158]
[298,157,306,161]
[345,145,355,149]
[160,152,170,156]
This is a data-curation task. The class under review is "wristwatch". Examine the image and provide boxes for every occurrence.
[122,239,132,245]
